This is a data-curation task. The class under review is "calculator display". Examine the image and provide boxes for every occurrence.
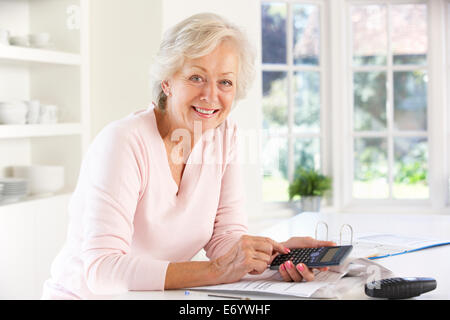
[320,247,339,262]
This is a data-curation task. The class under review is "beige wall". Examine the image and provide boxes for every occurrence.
[90,0,162,138]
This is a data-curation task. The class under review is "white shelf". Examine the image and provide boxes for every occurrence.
[0,44,81,66]
[0,123,83,138]
[0,191,73,212]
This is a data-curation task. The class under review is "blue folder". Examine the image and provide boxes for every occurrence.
[368,241,450,260]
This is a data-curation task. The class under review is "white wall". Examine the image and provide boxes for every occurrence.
[90,0,163,138]
[161,0,264,221]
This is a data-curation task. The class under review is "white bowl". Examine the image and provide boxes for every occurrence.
[0,100,28,109]
[12,165,65,196]
[0,101,27,110]
[28,33,50,48]
[0,101,29,124]
[0,109,27,124]
[10,36,29,47]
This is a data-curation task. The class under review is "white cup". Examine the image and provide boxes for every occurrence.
[25,100,40,124]
[0,29,10,45]
[9,35,29,47]
[39,104,58,124]
[28,32,50,48]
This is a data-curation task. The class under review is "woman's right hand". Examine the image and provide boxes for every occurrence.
[211,235,290,284]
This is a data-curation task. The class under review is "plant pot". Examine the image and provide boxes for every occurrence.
[300,196,322,212]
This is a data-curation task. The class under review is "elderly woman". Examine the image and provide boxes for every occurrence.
[42,13,334,299]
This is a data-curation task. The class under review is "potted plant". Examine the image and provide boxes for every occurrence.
[288,167,332,212]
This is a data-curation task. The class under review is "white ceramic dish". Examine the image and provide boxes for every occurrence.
[12,165,64,196]
[25,100,40,124]
[0,101,27,110]
[0,28,10,45]
[0,101,28,124]
[39,104,58,124]
[9,35,29,47]
[0,109,27,124]
[0,178,28,203]
[28,33,51,48]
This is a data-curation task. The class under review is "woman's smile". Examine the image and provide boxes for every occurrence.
[191,105,221,118]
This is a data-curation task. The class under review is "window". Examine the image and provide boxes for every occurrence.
[349,3,429,201]
[447,0,450,206]
[259,0,450,212]
[260,1,326,202]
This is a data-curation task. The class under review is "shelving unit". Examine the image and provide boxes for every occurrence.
[0,44,81,65]
[0,0,90,201]
[0,0,89,299]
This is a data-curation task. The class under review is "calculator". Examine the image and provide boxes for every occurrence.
[269,245,353,270]
[365,277,437,299]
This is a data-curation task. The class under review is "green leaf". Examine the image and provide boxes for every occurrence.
[288,167,332,198]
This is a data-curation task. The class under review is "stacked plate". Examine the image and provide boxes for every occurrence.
[0,178,28,204]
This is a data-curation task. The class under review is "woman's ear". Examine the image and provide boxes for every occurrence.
[161,80,171,97]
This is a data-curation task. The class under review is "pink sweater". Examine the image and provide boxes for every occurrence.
[42,105,248,299]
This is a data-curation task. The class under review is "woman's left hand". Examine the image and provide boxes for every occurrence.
[273,236,336,282]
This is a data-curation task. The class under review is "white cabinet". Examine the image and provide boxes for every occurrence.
[0,194,71,299]
[0,0,89,299]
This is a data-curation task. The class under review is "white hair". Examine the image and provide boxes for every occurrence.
[150,12,256,110]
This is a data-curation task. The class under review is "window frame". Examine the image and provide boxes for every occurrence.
[349,0,429,205]
[260,0,331,199]
[446,0,450,207]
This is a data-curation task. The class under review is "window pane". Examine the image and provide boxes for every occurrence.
[391,4,427,65]
[293,138,320,173]
[262,2,287,64]
[262,137,289,202]
[293,4,320,66]
[293,71,320,133]
[393,70,427,131]
[353,71,387,131]
[262,71,288,135]
[393,137,428,199]
[353,138,389,199]
[351,5,387,66]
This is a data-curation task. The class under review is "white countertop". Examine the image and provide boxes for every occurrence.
[116,211,450,300]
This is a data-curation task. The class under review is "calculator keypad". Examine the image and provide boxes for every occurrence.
[271,247,324,267]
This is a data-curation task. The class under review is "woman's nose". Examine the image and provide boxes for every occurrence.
[200,81,219,104]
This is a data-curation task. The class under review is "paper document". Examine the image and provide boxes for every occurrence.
[191,257,394,299]
[350,233,450,260]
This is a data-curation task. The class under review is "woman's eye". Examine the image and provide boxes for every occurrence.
[220,80,233,87]
[190,75,203,82]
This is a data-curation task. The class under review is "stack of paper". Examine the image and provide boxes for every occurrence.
[350,233,450,260]
[191,257,394,299]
